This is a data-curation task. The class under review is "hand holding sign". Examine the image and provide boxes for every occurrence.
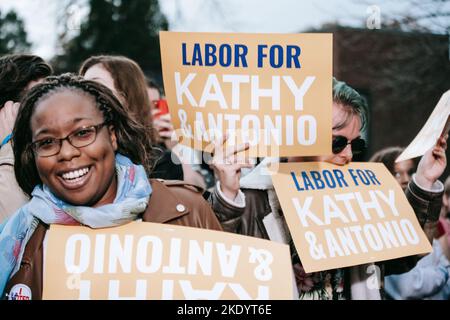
[210,134,255,200]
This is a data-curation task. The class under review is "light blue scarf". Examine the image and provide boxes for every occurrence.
[0,154,152,295]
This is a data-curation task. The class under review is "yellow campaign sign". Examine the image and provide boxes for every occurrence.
[159,31,332,157]
[42,221,293,300]
[396,89,450,162]
[270,162,432,273]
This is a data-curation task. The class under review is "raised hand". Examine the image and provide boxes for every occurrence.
[415,135,448,189]
[210,134,255,200]
[0,101,20,143]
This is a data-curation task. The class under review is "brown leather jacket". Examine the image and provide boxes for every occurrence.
[3,179,222,300]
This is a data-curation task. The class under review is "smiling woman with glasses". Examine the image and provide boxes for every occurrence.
[0,74,222,299]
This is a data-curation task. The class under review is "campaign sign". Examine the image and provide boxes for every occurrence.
[270,162,432,273]
[159,31,332,157]
[42,221,293,300]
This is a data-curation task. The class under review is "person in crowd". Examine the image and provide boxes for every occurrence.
[79,56,152,131]
[370,147,418,191]
[439,177,450,257]
[145,77,174,146]
[0,74,222,299]
[439,178,450,263]
[369,146,450,299]
[441,176,450,219]
[369,146,439,243]
[439,176,450,260]
[208,78,447,299]
[384,226,450,300]
[146,77,162,107]
[0,54,53,222]
[79,55,184,181]
[144,75,208,189]
[384,172,450,300]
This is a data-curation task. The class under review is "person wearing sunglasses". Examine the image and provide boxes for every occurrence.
[332,135,366,157]
[208,78,447,300]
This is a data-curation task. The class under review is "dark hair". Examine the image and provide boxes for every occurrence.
[369,146,418,175]
[79,55,154,128]
[12,73,155,196]
[145,77,163,96]
[0,54,53,107]
[332,78,368,132]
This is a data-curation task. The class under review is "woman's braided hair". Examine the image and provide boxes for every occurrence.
[13,73,155,196]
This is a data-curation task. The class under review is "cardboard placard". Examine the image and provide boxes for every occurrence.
[160,31,332,157]
[43,221,293,300]
[396,90,450,162]
[270,162,432,273]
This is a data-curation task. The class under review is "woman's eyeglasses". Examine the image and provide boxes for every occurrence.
[332,136,366,154]
[31,122,107,157]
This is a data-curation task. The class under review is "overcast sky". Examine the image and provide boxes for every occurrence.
[0,0,428,60]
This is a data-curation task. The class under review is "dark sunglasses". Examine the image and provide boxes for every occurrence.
[332,136,366,154]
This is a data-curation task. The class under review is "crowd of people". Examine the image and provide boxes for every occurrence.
[0,53,449,300]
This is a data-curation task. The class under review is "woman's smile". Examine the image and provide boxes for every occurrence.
[57,165,93,190]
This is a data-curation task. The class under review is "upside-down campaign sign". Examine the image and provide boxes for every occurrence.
[270,162,432,273]
[160,31,332,157]
[42,222,293,300]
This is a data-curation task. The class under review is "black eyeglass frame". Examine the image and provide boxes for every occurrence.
[30,122,108,157]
